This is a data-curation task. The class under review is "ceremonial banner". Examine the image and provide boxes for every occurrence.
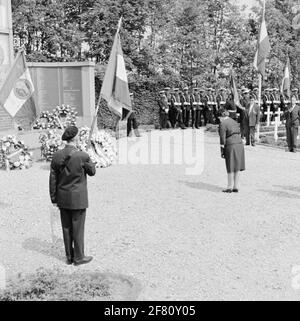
[253,3,271,78]
[0,50,36,123]
[281,57,291,98]
[229,71,240,106]
[100,18,132,120]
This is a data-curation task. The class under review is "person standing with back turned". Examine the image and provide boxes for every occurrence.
[49,126,96,265]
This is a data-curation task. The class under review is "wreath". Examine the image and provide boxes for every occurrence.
[33,105,78,130]
[53,105,77,129]
[78,127,117,168]
[32,111,56,130]
[39,129,64,161]
[0,135,33,170]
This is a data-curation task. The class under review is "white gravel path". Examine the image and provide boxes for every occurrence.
[1,128,300,300]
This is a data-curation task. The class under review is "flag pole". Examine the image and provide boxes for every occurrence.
[87,17,123,146]
[257,73,262,142]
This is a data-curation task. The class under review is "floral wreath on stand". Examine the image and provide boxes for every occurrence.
[0,135,33,170]
[32,111,56,130]
[39,130,64,161]
[53,105,77,129]
[78,127,117,168]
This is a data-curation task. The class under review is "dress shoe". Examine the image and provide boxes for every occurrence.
[66,257,73,265]
[222,189,232,193]
[74,256,93,266]
[232,188,239,193]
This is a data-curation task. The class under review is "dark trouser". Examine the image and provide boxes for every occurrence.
[169,107,176,128]
[244,125,256,145]
[127,114,139,136]
[192,109,198,128]
[175,108,184,128]
[160,111,171,129]
[205,108,214,124]
[185,109,191,127]
[60,209,86,261]
[286,126,298,151]
[181,107,186,126]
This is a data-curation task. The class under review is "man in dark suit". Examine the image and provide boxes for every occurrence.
[49,126,96,265]
[242,94,260,146]
[284,95,300,152]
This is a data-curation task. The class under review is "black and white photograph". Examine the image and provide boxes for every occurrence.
[1,0,300,307]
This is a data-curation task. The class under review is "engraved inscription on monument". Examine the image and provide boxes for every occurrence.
[36,68,60,109]
[62,67,83,116]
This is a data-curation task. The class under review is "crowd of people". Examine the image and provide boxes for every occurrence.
[157,85,300,145]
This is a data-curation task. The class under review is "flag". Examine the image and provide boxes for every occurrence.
[229,70,240,106]
[100,18,132,120]
[281,57,291,98]
[253,2,271,78]
[0,51,36,119]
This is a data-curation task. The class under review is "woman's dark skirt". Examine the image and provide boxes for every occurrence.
[224,142,245,173]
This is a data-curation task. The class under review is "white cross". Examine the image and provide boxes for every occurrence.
[264,105,273,127]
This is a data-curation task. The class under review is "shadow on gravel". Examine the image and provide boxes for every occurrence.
[180,180,222,193]
[273,185,300,193]
[23,237,65,262]
[258,189,300,200]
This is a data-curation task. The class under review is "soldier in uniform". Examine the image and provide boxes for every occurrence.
[216,88,227,110]
[206,87,215,124]
[181,86,192,127]
[127,93,141,137]
[190,87,201,129]
[165,87,175,128]
[202,88,209,126]
[158,90,171,129]
[173,88,186,129]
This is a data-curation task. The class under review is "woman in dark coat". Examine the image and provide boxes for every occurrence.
[218,108,245,193]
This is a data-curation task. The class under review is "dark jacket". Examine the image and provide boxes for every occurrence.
[243,102,260,127]
[219,117,242,146]
[49,145,96,209]
[284,104,300,127]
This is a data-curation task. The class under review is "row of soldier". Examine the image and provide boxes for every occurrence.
[158,86,300,129]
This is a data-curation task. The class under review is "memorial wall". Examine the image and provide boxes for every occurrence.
[28,62,96,127]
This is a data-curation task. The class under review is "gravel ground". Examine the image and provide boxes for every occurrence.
[1,128,300,300]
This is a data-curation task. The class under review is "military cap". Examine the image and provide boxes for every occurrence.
[292,88,299,92]
[174,88,179,91]
[193,87,200,91]
[183,86,189,90]
[62,126,78,141]
[265,88,271,91]
[243,88,250,94]
[207,87,213,91]
[199,88,205,92]
[164,87,171,91]
[219,87,226,91]
[159,90,165,95]
[253,87,259,91]
[130,93,134,96]
[272,88,279,91]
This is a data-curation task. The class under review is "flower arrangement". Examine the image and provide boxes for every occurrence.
[78,127,117,168]
[0,135,33,170]
[53,105,77,129]
[33,105,77,130]
[39,130,64,161]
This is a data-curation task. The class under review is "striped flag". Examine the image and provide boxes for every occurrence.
[281,57,291,98]
[0,50,36,121]
[100,17,132,120]
[229,70,240,106]
[253,2,271,78]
